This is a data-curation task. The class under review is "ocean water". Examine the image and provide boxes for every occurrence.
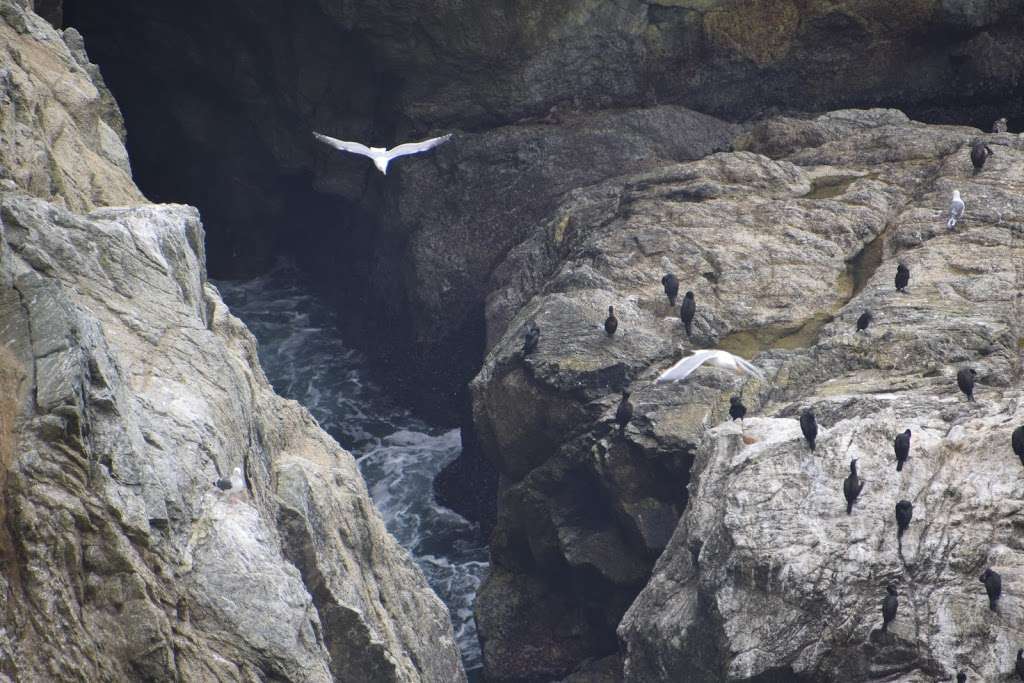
[215,263,487,674]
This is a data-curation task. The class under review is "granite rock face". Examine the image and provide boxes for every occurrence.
[0,3,465,681]
[472,108,1024,680]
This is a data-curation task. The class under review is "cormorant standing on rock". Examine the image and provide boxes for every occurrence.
[680,292,696,338]
[1016,649,1024,681]
[856,310,873,332]
[729,396,746,422]
[895,500,913,539]
[895,263,910,293]
[523,324,540,355]
[604,306,618,336]
[957,368,977,402]
[956,671,966,683]
[800,409,818,451]
[843,459,864,514]
[1012,426,1024,466]
[971,140,994,173]
[662,273,679,307]
[881,585,898,632]
[894,429,911,472]
[980,568,1002,611]
[615,390,633,434]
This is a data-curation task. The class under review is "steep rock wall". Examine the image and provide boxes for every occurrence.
[0,3,465,680]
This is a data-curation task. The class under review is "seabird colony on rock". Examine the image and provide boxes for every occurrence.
[502,129,1019,673]
[400,125,1015,672]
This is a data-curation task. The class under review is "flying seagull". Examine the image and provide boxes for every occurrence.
[948,190,965,229]
[655,349,765,383]
[313,132,452,175]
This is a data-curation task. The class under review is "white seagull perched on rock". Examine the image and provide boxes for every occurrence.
[655,349,765,384]
[214,467,245,502]
[947,190,965,229]
[313,131,452,175]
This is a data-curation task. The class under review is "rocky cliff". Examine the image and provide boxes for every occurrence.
[60,0,1024,416]
[0,3,465,680]
[471,108,1023,680]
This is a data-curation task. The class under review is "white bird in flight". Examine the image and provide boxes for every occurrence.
[655,349,765,383]
[313,131,452,175]
[947,190,965,229]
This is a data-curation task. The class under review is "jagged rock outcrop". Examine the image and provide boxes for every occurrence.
[0,3,465,680]
[472,108,1023,680]
[60,0,1024,415]
[0,2,141,211]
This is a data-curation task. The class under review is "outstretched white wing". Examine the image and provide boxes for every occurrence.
[313,132,374,158]
[386,134,452,161]
[655,350,716,383]
[733,355,766,380]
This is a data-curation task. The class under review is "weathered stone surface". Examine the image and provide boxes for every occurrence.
[0,189,465,682]
[0,1,141,211]
[472,109,1024,679]
[0,4,466,680]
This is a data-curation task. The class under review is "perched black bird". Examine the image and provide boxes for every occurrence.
[895,500,913,539]
[729,396,747,422]
[800,409,818,451]
[662,273,679,307]
[894,429,911,472]
[615,390,634,434]
[895,263,910,293]
[843,459,865,514]
[956,671,966,683]
[523,323,540,355]
[970,140,994,173]
[680,291,696,338]
[856,310,873,332]
[1012,426,1024,466]
[604,306,618,336]
[1016,649,1024,682]
[881,585,899,632]
[980,568,1002,611]
[957,367,977,402]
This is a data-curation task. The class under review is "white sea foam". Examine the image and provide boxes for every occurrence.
[215,262,488,673]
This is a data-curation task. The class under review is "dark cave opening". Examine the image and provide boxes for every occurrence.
[62,0,495,527]
[59,0,486,419]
